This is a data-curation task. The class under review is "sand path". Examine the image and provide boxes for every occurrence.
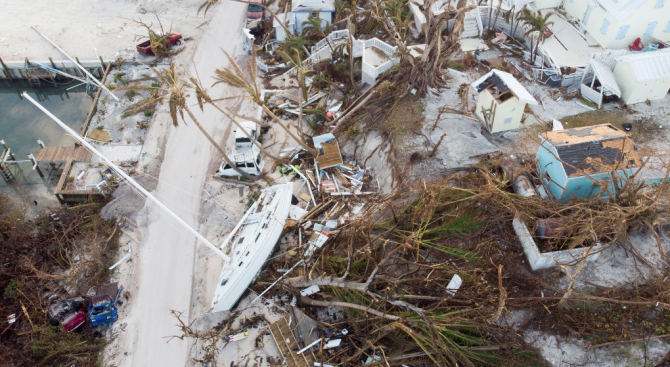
[121,2,247,366]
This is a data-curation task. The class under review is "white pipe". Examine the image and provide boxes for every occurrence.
[249,259,303,305]
[109,243,132,270]
[22,92,230,262]
[31,27,119,101]
[297,337,323,355]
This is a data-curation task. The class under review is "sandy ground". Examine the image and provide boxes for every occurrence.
[95,1,263,366]
[0,0,208,62]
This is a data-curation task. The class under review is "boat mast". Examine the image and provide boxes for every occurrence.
[22,92,231,262]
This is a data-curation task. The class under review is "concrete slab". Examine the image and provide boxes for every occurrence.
[91,143,143,163]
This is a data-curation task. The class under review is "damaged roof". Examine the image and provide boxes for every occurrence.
[541,124,641,177]
[588,58,621,97]
[313,134,343,169]
[471,70,538,105]
[593,0,649,22]
[615,48,670,82]
[292,0,334,11]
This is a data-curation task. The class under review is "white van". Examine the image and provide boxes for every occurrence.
[219,121,265,178]
[234,121,260,149]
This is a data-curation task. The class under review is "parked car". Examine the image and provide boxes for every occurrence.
[246,0,264,20]
[219,146,265,177]
[234,121,260,148]
[219,121,265,178]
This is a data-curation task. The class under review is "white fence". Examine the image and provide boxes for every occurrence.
[311,30,350,54]
[257,58,287,73]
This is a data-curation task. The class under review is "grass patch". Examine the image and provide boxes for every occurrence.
[561,109,663,143]
[378,95,425,149]
[125,90,139,100]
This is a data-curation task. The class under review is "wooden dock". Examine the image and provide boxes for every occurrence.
[269,315,317,367]
[35,146,91,163]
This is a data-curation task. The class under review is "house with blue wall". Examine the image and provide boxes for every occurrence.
[292,0,335,35]
[536,124,642,201]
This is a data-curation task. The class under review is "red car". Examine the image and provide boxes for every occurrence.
[247,0,264,20]
[136,31,183,56]
[48,297,86,332]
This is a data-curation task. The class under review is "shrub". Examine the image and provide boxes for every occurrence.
[125,90,139,99]
[143,110,154,117]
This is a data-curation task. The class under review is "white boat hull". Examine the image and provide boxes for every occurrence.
[210,183,294,312]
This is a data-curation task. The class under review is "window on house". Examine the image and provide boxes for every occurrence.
[544,171,552,181]
[656,0,665,8]
[616,25,629,39]
[503,117,513,125]
[600,19,610,35]
[665,20,670,33]
[646,21,659,36]
[311,11,319,18]
[582,5,593,25]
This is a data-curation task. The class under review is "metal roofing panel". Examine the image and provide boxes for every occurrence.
[471,70,538,105]
[593,0,650,22]
[589,59,621,96]
[615,49,670,82]
[292,0,334,11]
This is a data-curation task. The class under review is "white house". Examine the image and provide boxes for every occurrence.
[559,0,670,50]
[292,0,335,35]
[613,48,670,104]
[471,70,538,133]
[273,12,296,42]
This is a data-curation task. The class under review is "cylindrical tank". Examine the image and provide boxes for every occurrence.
[513,175,538,198]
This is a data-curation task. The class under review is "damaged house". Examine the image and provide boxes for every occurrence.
[559,0,670,50]
[536,124,642,201]
[471,69,538,133]
[292,0,335,34]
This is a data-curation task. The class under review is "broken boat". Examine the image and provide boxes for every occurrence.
[211,182,295,312]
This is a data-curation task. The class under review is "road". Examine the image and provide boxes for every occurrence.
[122,2,247,366]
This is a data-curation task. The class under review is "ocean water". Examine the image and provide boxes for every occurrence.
[0,80,92,160]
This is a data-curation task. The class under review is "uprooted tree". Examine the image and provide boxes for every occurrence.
[372,0,473,98]
[131,13,183,59]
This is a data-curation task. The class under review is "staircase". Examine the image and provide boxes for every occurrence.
[0,164,15,183]
[461,8,483,38]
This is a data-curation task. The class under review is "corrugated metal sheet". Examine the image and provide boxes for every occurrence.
[471,69,538,105]
[593,0,650,22]
[589,59,621,96]
[292,0,334,11]
[615,48,670,82]
[594,49,632,69]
